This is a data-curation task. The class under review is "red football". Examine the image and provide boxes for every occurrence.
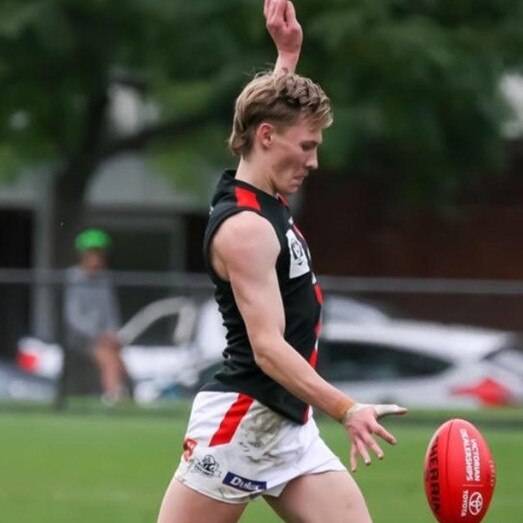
[424,418,496,523]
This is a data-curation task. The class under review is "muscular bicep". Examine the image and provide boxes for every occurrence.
[212,212,356,420]
[211,212,285,348]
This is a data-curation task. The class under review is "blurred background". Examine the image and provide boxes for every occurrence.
[1,1,523,521]
[2,0,523,407]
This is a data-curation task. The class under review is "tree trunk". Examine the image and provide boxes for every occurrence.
[52,167,94,269]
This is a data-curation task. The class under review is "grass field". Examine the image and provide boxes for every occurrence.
[1,405,522,522]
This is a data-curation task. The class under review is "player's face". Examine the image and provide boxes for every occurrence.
[267,117,322,195]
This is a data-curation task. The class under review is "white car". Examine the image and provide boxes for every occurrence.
[17,296,387,378]
[318,319,523,408]
[17,297,226,404]
[0,360,54,402]
[17,296,523,407]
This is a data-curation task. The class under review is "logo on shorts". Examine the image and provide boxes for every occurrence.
[182,438,197,462]
[223,472,267,492]
[191,455,222,478]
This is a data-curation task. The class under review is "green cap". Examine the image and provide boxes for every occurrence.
[75,229,111,251]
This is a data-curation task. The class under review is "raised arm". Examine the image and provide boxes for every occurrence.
[212,211,406,472]
[264,0,302,74]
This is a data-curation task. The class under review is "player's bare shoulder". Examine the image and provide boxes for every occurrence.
[211,211,280,279]
[214,211,279,255]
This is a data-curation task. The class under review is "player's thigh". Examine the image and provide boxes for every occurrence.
[157,477,247,523]
[264,470,372,523]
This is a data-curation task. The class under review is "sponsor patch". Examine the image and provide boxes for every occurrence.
[223,472,267,492]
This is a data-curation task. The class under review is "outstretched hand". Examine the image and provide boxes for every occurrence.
[343,403,408,472]
[264,0,302,59]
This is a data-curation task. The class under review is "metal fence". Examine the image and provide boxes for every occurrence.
[2,268,523,407]
[2,268,523,354]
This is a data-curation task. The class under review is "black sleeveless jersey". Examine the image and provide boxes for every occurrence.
[201,169,323,424]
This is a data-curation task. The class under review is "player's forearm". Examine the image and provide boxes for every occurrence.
[252,336,355,422]
[274,51,300,74]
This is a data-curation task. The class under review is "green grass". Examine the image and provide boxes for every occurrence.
[1,408,522,522]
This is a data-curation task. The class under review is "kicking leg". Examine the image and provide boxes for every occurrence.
[157,478,247,523]
[264,470,372,523]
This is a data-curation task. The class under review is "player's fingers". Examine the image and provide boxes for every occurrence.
[373,423,397,446]
[285,1,297,24]
[266,0,278,25]
[272,0,286,22]
[356,438,371,467]
[374,404,408,418]
[361,431,385,459]
[263,0,271,18]
[350,442,359,473]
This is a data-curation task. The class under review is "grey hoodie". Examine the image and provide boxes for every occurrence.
[63,266,120,350]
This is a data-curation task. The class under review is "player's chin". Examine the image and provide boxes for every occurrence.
[286,180,305,194]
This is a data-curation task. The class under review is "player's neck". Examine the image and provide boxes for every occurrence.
[235,157,276,196]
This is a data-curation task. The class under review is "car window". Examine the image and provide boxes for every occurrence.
[132,315,178,346]
[486,343,523,377]
[317,340,451,382]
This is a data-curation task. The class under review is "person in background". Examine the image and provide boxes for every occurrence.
[63,228,129,404]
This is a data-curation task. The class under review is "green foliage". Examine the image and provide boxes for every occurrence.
[0,144,26,181]
[1,0,523,205]
[147,123,232,206]
[301,0,523,204]
[0,0,268,182]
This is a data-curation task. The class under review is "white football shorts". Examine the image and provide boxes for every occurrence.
[173,391,346,504]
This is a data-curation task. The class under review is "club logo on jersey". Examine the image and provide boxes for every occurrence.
[223,472,267,492]
[182,437,197,462]
[191,454,222,478]
[286,229,310,279]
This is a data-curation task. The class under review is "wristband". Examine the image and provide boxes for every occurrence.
[341,403,407,424]
[332,396,356,424]
[341,402,368,425]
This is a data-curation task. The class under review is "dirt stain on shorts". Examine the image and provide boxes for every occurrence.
[238,408,285,464]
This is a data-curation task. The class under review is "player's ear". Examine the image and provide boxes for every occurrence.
[256,122,275,150]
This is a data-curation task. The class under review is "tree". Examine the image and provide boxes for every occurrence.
[1,0,523,268]
[0,0,273,266]
[300,0,523,207]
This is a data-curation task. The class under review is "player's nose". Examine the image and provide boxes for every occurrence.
[306,151,318,171]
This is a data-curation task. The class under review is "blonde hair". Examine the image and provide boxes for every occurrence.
[228,72,333,158]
